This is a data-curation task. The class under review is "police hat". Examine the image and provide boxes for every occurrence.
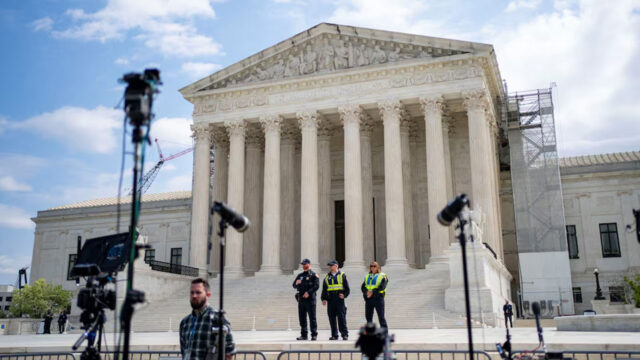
[300,258,311,265]
[327,260,338,266]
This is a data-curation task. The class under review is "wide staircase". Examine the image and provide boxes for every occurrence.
[128,262,494,332]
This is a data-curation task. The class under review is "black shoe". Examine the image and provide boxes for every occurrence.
[329,336,339,340]
[342,336,348,340]
[311,335,317,341]
[296,336,308,341]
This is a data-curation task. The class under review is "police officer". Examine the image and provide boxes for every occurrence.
[361,261,388,329]
[292,258,319,340]
[503,300,514,328]
[321,260,350,340]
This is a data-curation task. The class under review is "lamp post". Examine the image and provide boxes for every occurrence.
[593,268,605,300]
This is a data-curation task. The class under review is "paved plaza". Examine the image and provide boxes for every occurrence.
[1,327,640,353]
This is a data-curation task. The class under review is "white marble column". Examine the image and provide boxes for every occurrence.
[339,104,366,270]
[224,119,246,278]
[488,122,504,259]
[420,96,450,261]
[280,124,298,272]
[360,119,375,264]
[400,116,415,267]
[209,128,229,274]
[463,90,497,251]
[378,100,409,268]
[258,115,283,275]
[298,111,320,265]
[318,121,334,268]
[189,123,211,273]
[442,116,456,246]
[243,125,263,273]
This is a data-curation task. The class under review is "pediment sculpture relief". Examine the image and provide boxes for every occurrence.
[205,35,468,90]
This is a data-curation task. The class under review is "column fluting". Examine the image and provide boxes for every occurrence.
[189,123,211,274]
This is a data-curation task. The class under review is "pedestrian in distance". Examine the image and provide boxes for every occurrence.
[292,258,319,340]
[43,312,53,334]
[321,259,350,340]
[503,299,514,328]
[361,261,388,329]
[57,310,67,334]
[179,278,236,360]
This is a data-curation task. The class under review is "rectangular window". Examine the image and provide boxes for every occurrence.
[5,297,11,302]
[566,225,579,259]
[170,248,182,265]
[0,297,3,301]
[67,254,78,280]
[599,223,621,257]
[144,249,155,263]
[4,306,9,311]
[609,286,625,303]
[572,287,582,303]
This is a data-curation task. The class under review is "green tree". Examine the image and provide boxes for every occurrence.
[624,275,640,308]
[9,278,72,318]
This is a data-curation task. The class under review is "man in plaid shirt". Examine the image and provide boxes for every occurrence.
[180,278,236,360]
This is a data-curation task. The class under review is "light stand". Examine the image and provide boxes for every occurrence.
[211,201,249,360]
[118,69,161,360]
[437,194,474,360]
[216,218,228,360]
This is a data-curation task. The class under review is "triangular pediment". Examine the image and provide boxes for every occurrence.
[181,23,493,95]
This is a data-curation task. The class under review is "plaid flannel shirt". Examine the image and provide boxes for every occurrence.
[180,305,236,360]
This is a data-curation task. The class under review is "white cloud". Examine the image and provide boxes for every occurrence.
[31,17,54,32]
[164,175,192,191]
[505,0,543,12]
[149,117,193,150]
[0,153,47,180]
[16,106,122,154]
[0,204,34,229]
[0,176,32,192]
[181,62,222,78]
[0,255,31,275]
[115,57,129,65]
[490,0,640,156]
[49,0,221,58]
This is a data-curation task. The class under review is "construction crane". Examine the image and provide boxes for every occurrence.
[129,139,193,196]
[18,266,28,289]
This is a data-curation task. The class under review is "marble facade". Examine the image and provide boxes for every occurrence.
[180,23,506,277]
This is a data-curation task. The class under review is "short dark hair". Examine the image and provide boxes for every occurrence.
[191,277,210,291]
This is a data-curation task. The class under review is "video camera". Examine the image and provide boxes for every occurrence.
[355,322,395,360]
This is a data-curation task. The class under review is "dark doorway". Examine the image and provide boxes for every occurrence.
[334,200,345,267]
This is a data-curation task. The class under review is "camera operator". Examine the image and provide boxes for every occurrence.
[180,278,235,360]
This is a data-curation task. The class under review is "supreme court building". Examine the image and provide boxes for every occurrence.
[182,23,506,277]
[29,24,640,328]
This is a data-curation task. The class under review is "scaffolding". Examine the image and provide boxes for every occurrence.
[505,87,574,316]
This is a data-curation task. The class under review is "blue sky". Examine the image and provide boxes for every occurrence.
[0,0,638,285]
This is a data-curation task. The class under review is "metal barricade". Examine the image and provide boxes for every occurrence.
[99,350,266,360]
[511,350,640,360]
[277,350,493,360]
[0,353,76,360]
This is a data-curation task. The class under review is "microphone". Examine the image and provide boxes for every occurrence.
[437,194,470,226]
[532,301,544,345]
[213,201,250,232]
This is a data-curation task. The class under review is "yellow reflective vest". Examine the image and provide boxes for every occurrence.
[325,272,344,292]
[364,272,387,295]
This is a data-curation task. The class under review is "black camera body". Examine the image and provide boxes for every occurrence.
[121,69,161,126]
[77,277,116,313]
[355,322,395,360]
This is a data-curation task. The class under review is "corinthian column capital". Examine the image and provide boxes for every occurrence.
[210,127,229,148]
[377,99,404,123]
[297,111,320,130]
[462,89,490,112]
[259,114,282,134]
[191,123,211,142]
[224,119,246,137]
[338,104,364,126]
[419,95,445,116]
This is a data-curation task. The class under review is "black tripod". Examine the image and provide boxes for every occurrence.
[73,309,106,360]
